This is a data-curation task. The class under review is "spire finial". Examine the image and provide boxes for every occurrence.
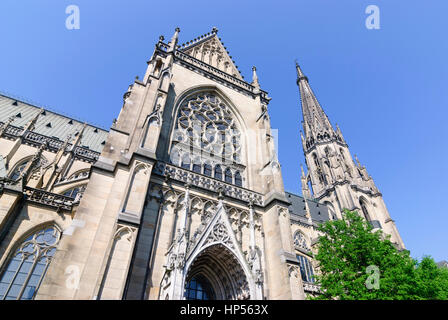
[295,60,306,80]
[251,66,260,88]
[211,27,218,34]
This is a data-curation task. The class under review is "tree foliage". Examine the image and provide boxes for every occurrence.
[311,209,448,300]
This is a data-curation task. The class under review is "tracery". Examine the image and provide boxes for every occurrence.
[170,92,244,187]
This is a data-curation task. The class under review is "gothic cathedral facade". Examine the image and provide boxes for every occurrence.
[0,28,404,300]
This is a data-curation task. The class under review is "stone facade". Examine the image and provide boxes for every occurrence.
[0,27,403,300]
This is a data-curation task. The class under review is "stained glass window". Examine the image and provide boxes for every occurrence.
[234,171,242,187]
[204,164,212,177]
[225,168,233,184]
[184,275,215,300]
[9,161,28,180]
[214,165,222,180]
[170,92,244,187]
[293,231,310,251]
[0,226,60,300]
[297,255,315,283]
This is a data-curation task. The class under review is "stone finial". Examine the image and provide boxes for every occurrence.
[211,27,218,34]
[251,66,260,88]
[159,35,165,42]
[300,164,306,178]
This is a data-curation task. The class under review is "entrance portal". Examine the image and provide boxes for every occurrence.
[184,244,250,300]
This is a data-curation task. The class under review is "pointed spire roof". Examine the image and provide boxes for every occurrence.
[295,60,308,82]
[178,27,244,80]
[296,61,335,141]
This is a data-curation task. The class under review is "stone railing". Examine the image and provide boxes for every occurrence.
[23,186,74,211]
[24,131,65,151]
[0,122,100,163]
[154,161,263,206]
[72,145,100,163]
[157,41,169,52]
[2,123,24,137]
[303,281,320,293]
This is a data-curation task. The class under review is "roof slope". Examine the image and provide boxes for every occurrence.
[0,94,108,153]
[286,191,331,224]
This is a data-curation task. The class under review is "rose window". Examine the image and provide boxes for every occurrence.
[170,92,244,187]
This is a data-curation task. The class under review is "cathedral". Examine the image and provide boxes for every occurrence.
[0,27,404,300]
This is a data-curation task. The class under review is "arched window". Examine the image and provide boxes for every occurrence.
[184,275,215,300]
[234,171,242,187]
[9,160,29,180]
[62,185,86,200]
[312,153,326,184]
[214,165,222,180]
[297,255,315,283]
[293,231,310,251]
[312,153,319,168]
[360,199,371,222]
[325,201,337,220]
[339,148,346,162]
[170,91,245,186]
[181,153,191,170]
[225,168,233,184]
[170,150,181,166]
[9,156,46,181]
[192,158,201,173]
[339,148,352,178]
[67,169,89,180]
[0,226,61,300]
[203,163,212,177]
[307,178,314,196]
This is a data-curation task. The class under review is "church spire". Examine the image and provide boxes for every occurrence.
[296,61,335,146]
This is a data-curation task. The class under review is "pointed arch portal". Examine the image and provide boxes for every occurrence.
[184,244,250,300]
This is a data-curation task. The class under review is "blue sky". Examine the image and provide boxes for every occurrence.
[0,0,446,262]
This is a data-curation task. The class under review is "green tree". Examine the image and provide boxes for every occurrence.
[311,209,430,300]
[414,256,448,299]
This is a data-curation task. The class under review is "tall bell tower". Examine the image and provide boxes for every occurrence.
[296,62,404,248]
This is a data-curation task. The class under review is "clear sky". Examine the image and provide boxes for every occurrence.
[0,1,446,262]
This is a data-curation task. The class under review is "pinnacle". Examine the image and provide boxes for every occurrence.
[295,60,306,80]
